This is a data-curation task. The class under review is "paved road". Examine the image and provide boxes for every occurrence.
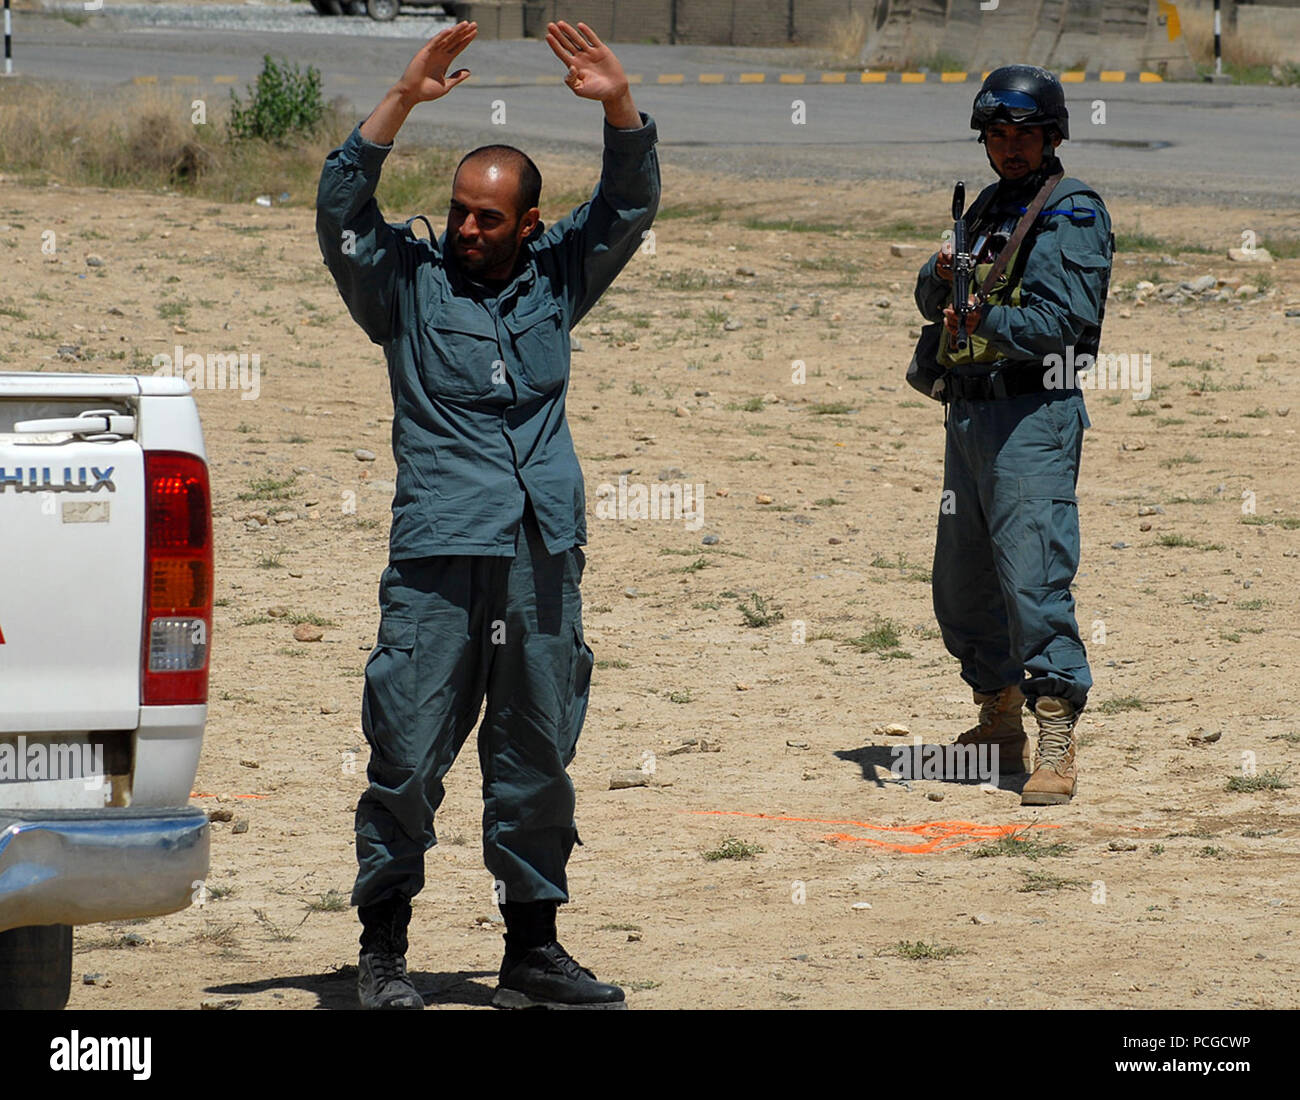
[12,13,1300,207]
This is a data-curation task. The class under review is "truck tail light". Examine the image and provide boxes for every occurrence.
[142,452,212,705]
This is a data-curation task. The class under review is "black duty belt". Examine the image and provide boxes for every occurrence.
[941,366,1068,403]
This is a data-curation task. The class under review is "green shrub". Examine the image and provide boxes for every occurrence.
[229,56,325,144]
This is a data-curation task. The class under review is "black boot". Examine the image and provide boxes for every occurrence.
[357,895,423,1010]
[493,901,625,1010]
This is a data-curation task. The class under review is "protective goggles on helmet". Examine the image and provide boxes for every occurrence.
[973,89,1041,122]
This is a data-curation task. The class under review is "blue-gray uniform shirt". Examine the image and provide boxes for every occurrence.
[914,174,1112,367]
[316,114,660,560]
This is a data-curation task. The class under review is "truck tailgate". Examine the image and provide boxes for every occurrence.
[0,405,144,733]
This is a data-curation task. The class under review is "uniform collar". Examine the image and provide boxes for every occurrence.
[438,223,544,306]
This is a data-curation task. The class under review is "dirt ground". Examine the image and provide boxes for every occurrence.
[1,144,1298,1011]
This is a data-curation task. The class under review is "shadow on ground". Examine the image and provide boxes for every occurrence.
[206,966,498,1009]
[835,742,1028,794]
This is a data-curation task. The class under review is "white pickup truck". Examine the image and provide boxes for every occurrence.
[0,372,212,1009]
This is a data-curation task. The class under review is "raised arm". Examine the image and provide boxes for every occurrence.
[534,21,660,325]
[316,22,477,345]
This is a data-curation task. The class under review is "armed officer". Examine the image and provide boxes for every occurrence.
[317,20,659,1008]
[914,66,1113,806]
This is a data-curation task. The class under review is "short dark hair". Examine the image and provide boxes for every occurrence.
[454,145,542,217]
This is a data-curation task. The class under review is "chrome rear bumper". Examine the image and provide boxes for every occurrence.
[0,807,209,932]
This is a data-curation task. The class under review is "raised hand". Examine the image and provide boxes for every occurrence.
[396,20,477,105]
[546,21,629,105]
[361,21,477,145]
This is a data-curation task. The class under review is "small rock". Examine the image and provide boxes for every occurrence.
[674,405,691,418]
[200,997,242,1010]
[1257,352,1279,363]
[1108,838,1138,852]
[208,807,234,823]
[239,758,259,769]
[755,494,773,505]
[354,449,376,462]
[701,534,719,545]
[1278,407,1290,417]
[272,510,297,523]
[722,319,743,332]
[1139,522,1152,532]
[1236,284,1258,298]
[889,244,918,258]
[627,931,642,942]
[1137,505,1164,516]
[83,973,108,986]
[122,931,148,946]
[873,723,910,737]
[1183,275,1215,294]
[875,296,891,309]
[609,771,649,790]
[293,624,323,643]
[85,254,106,268]
[1227,247,1273,263]
[1121,438,1146,451]
[735,266,756,277]
[971,913,990,925]
[786,740,810,749]
[232,819,249,835]
[571,335,583,352]
[926,791,945,802]
[320,702,341,714]
[623,587,639,598]
[1111,541,1129,550]
[736,682,750,691]
[850,902,873,911]
[267,605,290,617]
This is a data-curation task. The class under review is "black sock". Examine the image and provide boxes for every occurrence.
[500,900,558,957]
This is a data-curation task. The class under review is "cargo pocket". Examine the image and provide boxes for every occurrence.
[361,616,420,771]
[1015,475,1080,598]
[559,623,594,767]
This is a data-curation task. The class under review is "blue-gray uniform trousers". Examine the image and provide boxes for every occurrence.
[352,505,593,909]
[932,389,1092,709]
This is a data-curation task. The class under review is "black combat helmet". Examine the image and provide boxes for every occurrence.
[970,66,1070,141]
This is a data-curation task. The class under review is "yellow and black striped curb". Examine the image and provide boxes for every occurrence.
[132,70,1164,87]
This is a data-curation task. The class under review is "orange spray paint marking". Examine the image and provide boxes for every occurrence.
[690,810,1059,854]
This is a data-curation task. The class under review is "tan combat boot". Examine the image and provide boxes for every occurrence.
[955,684,1028,774]
[1021,697,1080,805]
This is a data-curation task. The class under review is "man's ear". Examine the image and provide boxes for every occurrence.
[519,207,541,242]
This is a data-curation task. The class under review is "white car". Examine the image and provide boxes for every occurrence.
[0,372,212,1009]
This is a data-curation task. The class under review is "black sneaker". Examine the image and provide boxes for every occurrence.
[357,950,424,1010]
[492,941,626,1010]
